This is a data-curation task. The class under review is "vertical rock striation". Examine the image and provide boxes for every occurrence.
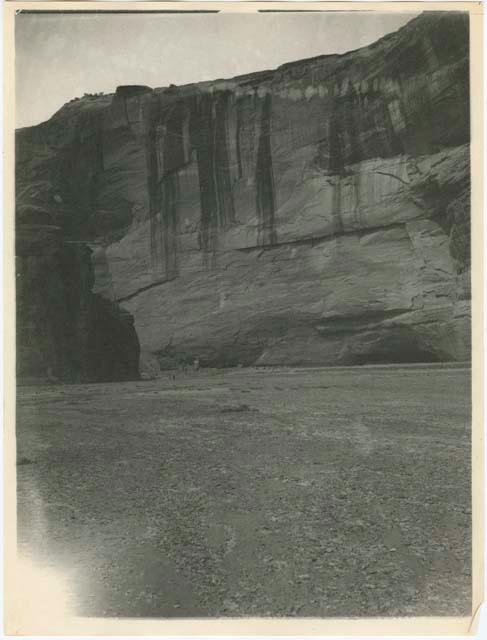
[16,12,471,377]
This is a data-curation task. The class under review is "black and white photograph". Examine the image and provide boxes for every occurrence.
[6,0,481,632]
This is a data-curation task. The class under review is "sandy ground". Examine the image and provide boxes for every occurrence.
[16,365,471,618]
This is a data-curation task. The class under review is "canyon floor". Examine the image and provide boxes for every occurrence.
[16,365,471,618]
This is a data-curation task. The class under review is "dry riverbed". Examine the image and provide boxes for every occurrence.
[16,365,471,618]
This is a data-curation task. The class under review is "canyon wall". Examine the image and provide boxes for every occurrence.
[16,12,471,380]
[16,137,140,383]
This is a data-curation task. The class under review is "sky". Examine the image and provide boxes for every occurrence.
[15,10,418,129]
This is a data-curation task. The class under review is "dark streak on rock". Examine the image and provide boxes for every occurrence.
[192,92,236,260]
[214,92,236,227]
[256,93,277,246]
[192,93,219,258]
[235,98,244,179]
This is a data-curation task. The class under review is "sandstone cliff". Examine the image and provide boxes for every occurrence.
[16,12,471,379]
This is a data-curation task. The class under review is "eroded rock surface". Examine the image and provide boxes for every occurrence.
[16,12,471,377]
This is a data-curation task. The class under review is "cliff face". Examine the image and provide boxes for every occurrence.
[16,12,471,378]
[15,232,140,383]
[16,139,140,383]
